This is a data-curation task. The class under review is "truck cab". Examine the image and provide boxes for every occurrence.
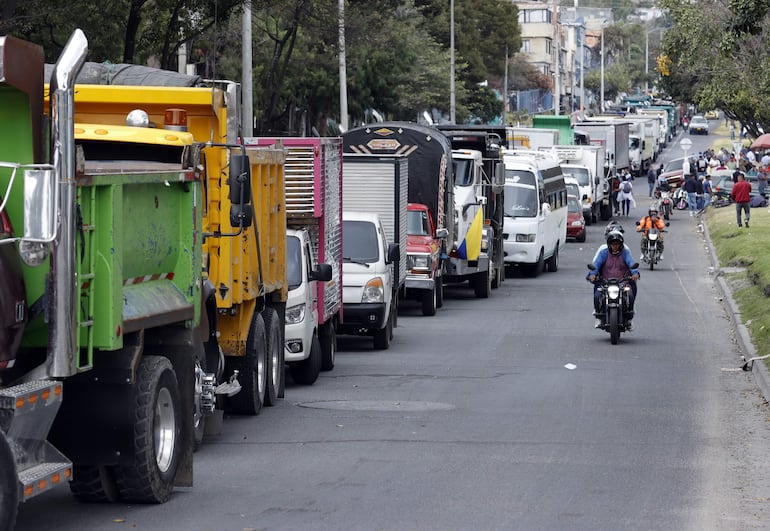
[406,203,446,316]
[285,229,332,385]
[0,209,25,369]
[340,211,399,350]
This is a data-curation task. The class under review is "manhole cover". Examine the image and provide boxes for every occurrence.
[297,400,455,412]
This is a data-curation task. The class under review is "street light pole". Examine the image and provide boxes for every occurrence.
[450,0,456,124]
[600,25,605,113]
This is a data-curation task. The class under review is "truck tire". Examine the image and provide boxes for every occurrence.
[226,313,268,415]
[373,310,392,350]
[115,356,181,503]
[70,465,119,502]
[421,286,437,316]
[473,270,491,299]
[290,333,321,385]
[261,307,283,406]
[435,276,444,308]
[545,246,559,272]
[320,322,336,371]
[528,249,545,277]
[0,430,18,530]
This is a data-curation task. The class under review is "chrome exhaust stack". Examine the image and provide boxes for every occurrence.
[47,29,87,378]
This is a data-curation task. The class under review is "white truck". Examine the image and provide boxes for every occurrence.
[638,109,669,149]
[541,144,610,223]
[340,155,408,349]
[245,137,344,384]
[623,117,656,176]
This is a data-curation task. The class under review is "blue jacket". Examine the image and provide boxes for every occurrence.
[587,246,639,281]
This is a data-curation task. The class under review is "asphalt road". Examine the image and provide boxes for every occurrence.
[15,126,770,530]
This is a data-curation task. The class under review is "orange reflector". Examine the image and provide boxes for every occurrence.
[41,389,51,400]
[165,108,187,127]
[24,485,33,497]
[94,129,108,135]
[64,468,72,479]
[16,397,24,409]
[51,473,61,484]
[54,385,63,397]
[74,127,85,134]
[38,479,47,491]
[28,394,37,405]
[164,134,180,142]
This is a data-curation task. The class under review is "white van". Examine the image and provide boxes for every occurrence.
[339,211,400,349]
[501,150,568,276]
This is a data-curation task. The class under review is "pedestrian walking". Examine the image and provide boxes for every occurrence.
[731,172,752,228]
[702,174,712,208]
[616,174,636,216]
[647,166,656,197]
[730,121,736,140]
[695,175,705,209]
[683,173,698,216]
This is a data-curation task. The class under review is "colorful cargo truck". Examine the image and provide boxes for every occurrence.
[50,56,289,439]
[0,30,201,526]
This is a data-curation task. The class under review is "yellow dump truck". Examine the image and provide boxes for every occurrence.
[49,71,288,440]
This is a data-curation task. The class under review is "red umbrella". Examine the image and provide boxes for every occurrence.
[750,133,770,150]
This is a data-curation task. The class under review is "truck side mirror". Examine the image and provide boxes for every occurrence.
[230,204,253,227]
[23,168,57,242]
[435,228,449,239]
[311,263,333,282]
[228,153,251,205]
[386,243,400,264]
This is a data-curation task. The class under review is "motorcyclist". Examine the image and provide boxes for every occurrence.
[636,206,666,260]
[591,221,629,263]
[587,230,640,330]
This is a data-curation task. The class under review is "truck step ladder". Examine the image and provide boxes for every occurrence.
[0,380,73,501]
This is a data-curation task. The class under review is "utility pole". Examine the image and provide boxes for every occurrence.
[338,0,348,130]
[450,0,456,124]
[241,1,253,136]
[553,0,559,115]
[503,46,508,125]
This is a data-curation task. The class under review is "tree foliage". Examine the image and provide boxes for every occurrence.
[0,0,529,132]
[658,0,770,137]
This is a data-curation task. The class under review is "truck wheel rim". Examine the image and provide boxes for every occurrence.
[154,387,177,473]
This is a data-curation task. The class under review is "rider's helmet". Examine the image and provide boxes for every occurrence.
[648,206,659,218]
[606,230,624,254]
[604,221,624,237]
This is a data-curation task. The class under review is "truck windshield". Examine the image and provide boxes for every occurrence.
[629,137,641,150]
[407,210,430,236]
[565,167,590,186]
[453,159,474,186]
[504,169,538,217]
[343,220,380,263]
[286,235,303,290]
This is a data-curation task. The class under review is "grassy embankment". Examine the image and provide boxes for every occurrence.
[705,119,770,368]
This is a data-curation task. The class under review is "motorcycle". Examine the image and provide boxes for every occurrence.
[588,264,639,345]
[639,226,667,270]
[673,187,689,210]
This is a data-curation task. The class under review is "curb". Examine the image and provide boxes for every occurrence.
[701,215,770,401]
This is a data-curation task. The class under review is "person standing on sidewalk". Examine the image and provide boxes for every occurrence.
[731,172,752,228]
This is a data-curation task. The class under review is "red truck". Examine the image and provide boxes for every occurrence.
[406,203,447,316]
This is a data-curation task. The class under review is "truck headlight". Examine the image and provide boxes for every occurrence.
[408,254,430,272]
[362,277,385,303]
[286,303,306,324]
[515,234,536,242]
[19,241,48,267]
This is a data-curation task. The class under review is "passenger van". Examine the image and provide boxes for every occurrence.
[501,150,567,276]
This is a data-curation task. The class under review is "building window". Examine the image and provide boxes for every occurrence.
[521,39,530,53]
[518,9,552,24]
[545,38,552,55]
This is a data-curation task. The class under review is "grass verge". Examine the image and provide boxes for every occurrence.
[704,206,770,369]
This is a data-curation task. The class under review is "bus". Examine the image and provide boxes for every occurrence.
[501,149,568,276]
